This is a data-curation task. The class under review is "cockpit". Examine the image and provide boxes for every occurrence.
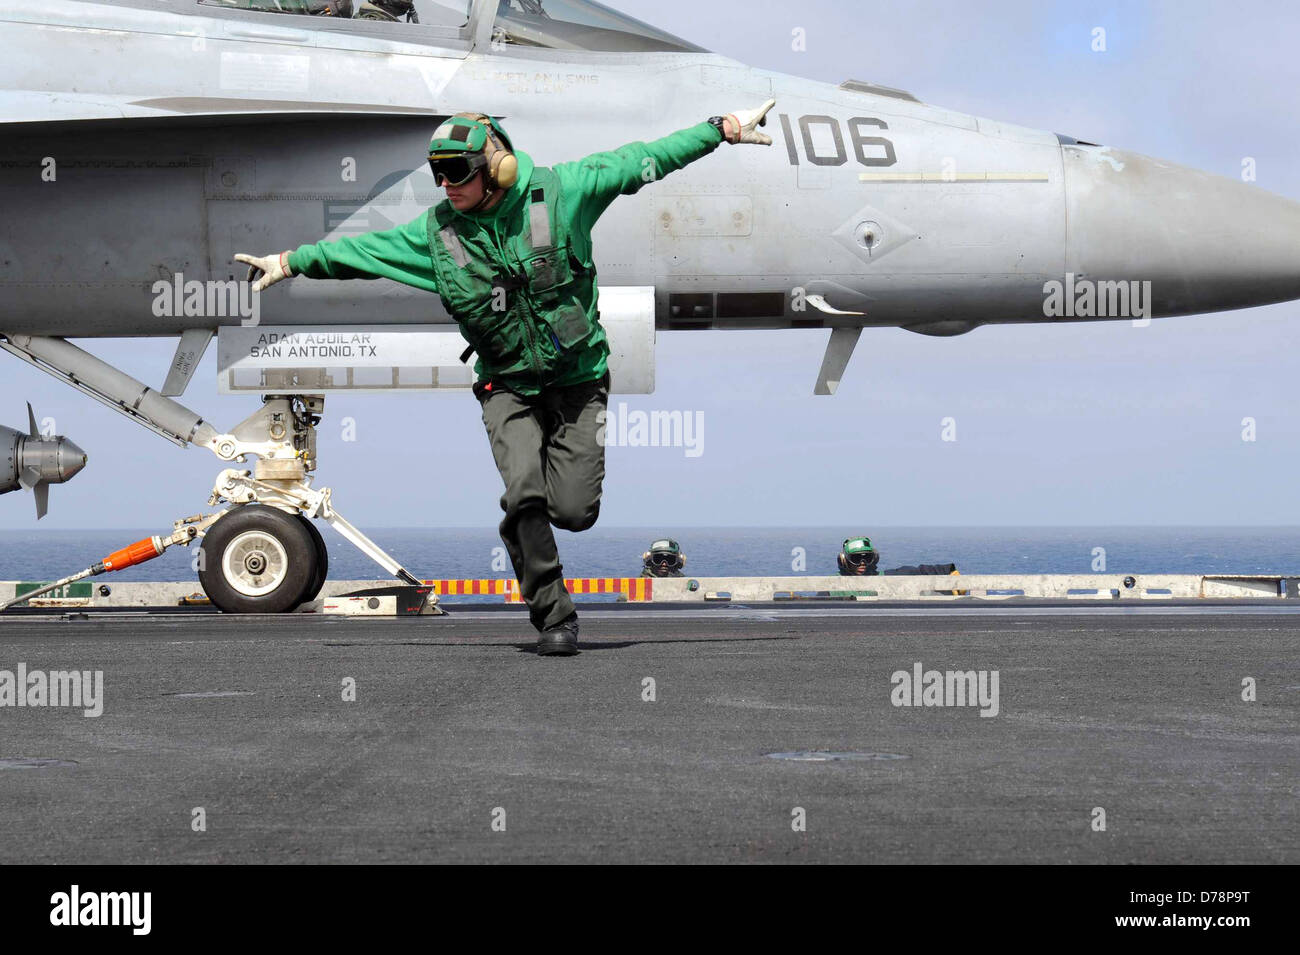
[491,0,703,52]
[197,0,462,25]
[195,0,704,51]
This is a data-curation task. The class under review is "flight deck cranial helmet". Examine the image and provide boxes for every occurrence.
[642,538,686,576]
[427,113,518,210]
[838,536,880,576]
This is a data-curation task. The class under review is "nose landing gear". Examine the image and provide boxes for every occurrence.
[196,395,421,613]
[0,336,426,615]
[198,504,321,614]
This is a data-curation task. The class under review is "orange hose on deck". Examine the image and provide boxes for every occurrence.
[101,537,163,572]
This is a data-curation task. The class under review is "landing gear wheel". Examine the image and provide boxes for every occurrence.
[198,504,318,613]
[297,516,329,605]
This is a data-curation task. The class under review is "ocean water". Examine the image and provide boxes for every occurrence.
[0,526,1297,584]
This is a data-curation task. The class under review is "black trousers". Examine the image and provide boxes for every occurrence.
[475,372,609,631]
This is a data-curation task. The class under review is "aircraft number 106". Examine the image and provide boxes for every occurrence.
[778,113,898,168]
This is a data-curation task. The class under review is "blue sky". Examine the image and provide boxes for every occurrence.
[4,0,1300,529]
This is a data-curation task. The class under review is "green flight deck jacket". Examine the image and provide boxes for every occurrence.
[288,120,726,396]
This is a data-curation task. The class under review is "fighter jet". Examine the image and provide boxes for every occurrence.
[3,0,1299,610]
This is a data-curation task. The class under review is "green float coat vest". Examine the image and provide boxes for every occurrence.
[426,166,606,392]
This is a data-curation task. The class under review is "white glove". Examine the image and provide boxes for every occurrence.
[724,98,777,145]
[234,251,293,292]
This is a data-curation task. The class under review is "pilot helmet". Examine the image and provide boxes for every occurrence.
[355,0,417,20]
[311,0,354,16]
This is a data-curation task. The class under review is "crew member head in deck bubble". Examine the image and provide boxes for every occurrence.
[234,101,776,656]
[641,538,686,578]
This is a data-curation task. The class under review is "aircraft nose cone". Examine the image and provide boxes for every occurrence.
[56,437,87,483]
[1063,145,1300,315]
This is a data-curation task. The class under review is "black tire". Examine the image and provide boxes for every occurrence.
[297,516,329,604]
[198,505,318,614]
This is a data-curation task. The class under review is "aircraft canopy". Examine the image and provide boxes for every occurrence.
[492,0,705,52]
[194,0,703,50]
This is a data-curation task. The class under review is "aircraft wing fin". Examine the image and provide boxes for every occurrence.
[814,327,862,396]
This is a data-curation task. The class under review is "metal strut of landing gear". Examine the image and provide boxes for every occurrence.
[200,394,425,613]
[0,335,430,614]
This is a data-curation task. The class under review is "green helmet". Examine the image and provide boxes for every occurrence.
[838,536,880,575]
[643,538,686,576]
[427,113,518,194]
[428,115,508,155]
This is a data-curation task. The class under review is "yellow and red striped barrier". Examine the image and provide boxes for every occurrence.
[421,577,653,602]
[423,578,517,597]
[561,577,654,602]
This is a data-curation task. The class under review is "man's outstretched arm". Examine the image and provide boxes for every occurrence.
[235,213,439,294]
[554,99,776,233]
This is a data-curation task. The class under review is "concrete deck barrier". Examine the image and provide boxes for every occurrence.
[0,573,1295,610]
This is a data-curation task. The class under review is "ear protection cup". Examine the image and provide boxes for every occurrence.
[457,112,518,191]
[491,150,519,190]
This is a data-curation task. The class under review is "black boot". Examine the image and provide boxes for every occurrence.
[537,612,579,656]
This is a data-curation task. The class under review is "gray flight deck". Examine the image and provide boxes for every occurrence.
[0,602,1296,864]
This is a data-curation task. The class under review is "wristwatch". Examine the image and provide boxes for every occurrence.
[707,115,730,142]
